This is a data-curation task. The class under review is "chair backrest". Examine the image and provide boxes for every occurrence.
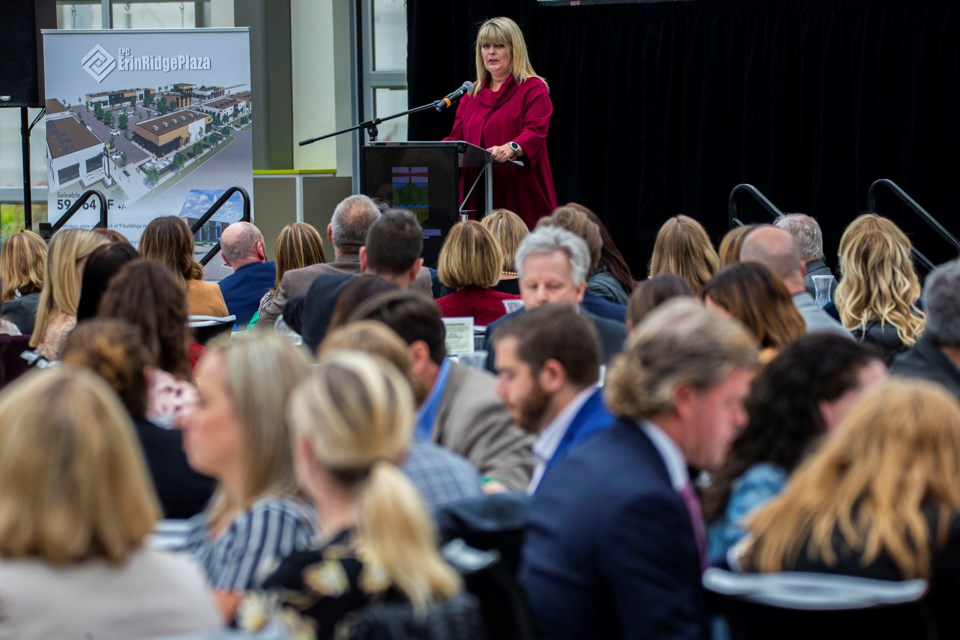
[336,591,484,640]
[704,568,934,640]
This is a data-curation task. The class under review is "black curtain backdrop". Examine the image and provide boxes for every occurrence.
[408,0,960,276]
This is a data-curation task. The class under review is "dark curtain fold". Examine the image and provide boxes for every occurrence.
[409,0,960,275]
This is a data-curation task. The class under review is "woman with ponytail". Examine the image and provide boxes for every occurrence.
[258,351,463,638]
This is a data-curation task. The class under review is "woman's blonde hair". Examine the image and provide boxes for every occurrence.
[481,209,528,272]
[0,368,159,564]
[29,229,106,349]
[649,215,720,297]
[438,221,503,289]
[539,207,603,273]
[273,222,326,296]
[0,230,47,301]
[203,332,313,522]
[289,351,461,613]
[835,214,925,347]
[139,215,204,283]
[747,378,960,579]
[473,16,547,94]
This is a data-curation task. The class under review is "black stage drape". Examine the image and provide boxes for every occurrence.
[408,0,960,275]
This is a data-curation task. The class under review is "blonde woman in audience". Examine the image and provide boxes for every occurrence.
[29,228,106,360]
[251,351,464,638]
[139,215,228,317]
[717,224,756,267]
[835,213,925,364]
[177,332,316,623]
[0,230,46,335]
[254,221,326,328]
[648,214,720,297]
[437,220,520,325]
[704,262,806,363]
[744,378,960,637]
[0,368,220,639]
[480,208,528,295]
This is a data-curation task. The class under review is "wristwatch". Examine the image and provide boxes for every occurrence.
[508,141,521,158]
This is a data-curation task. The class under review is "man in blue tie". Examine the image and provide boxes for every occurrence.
[520,298,758,640]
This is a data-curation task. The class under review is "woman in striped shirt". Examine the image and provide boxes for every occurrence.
[178,332,316,622]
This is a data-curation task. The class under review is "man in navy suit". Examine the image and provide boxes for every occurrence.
[484,226,626,372]
[217,221,275,327]
[490,303,613,493]
[520,299,758,639]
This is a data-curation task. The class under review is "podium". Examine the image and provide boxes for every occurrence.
[361,141,491,266]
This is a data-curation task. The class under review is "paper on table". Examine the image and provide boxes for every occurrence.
[442,316,475,355]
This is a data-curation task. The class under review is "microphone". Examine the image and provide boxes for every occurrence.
[434,81,473,111]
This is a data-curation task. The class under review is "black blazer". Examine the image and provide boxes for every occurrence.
[519,418,709,640]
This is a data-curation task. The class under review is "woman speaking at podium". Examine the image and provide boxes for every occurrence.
[443,17,557,229]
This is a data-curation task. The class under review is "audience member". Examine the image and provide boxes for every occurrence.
[835,213,925,363]
[75,242,139,322]
[567,202,636,303]
[0,368,220,639]
[486,226,627,371]
[744,378,960,638]
[319,321,484,509]
[703,262,806,363]
[480,208,528,294]
[98,260,196,426]
[0,230,46,334]
[437,221,520,325]
[740,224,850,337]
[648,214,719,296]
[491,304,612,493]
[775,213,838,298]
[626,274,693,331]
[520,299,757,639]
[717,224,756,267]
[139,215,229,317]
[349,290,534,492]
[891,258,960,399]
[177,332,315,622]
[255,222,325,328]
[250,351,465,637]
[92,227,131,244]
[217,222,276,327]
[703,334,887,564]
[29,229,106,360]
[539,206,626,322]
[326,275,398,338]
[62,319,215,520]
[284,210,427,349]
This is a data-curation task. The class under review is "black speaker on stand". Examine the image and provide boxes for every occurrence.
[1,0,57,231]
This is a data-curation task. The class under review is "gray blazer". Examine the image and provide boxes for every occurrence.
[792,292,852,338]
[258,254,432,327]
[433,361,534,492]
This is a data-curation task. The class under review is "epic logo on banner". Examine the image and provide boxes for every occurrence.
[82,45,117,83]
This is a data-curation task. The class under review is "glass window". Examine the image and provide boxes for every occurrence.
[372,0,406,71]
[113,1,208,30]
[374,87,408,142]
[56,2,104,29]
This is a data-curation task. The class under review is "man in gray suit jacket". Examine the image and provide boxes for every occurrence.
[351,290,534,493]
[741,225,851,338]
[259,194,432,327]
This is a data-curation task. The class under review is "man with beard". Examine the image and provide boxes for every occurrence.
[492,304,613,493]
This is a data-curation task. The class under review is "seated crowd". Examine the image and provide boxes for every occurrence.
[0,196,957,640]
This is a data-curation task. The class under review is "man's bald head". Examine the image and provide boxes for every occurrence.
[740,225,804,290]
[220,221,266,268]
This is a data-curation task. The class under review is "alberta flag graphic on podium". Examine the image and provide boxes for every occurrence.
[42,28,253,245]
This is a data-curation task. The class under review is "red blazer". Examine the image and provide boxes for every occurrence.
[444,75,557,228]
[437,287,521,327]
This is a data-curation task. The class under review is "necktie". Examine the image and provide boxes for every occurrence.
[678,480,708,571]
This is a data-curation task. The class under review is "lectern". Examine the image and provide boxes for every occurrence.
[361,141,491,266]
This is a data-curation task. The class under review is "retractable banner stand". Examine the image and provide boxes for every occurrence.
[41,29,253,245]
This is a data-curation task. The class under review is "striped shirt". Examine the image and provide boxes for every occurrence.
[177,496,316,592]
